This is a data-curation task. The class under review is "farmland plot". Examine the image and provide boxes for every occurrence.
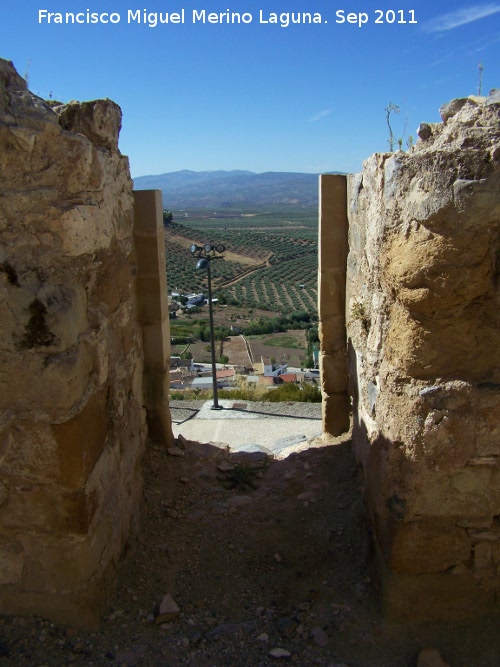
[248,330,309,369]
[164,208,318,316]
[224,255,317,312]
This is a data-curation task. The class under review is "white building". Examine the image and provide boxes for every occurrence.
[253,356,288,377]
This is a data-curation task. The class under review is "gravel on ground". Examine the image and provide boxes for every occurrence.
[1,409,499,666]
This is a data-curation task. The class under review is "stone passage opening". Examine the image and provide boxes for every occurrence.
[2,56,499,629]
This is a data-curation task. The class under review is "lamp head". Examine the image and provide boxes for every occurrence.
[195,257,210,271]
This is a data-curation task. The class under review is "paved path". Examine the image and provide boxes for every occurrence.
[171,399,323,458]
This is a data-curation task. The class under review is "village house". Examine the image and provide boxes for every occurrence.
[253,356,288,377]
[170,356,195,371]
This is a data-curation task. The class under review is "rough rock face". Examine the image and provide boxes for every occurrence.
[57,99,122,152]
[346,92,500,619]
[0,59,146,625]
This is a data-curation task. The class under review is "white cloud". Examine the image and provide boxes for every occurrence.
[309,109,332,122]
[423,4,500,32]
[467,31,500,52]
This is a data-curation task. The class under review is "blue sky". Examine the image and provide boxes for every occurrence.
[2,1,499,177]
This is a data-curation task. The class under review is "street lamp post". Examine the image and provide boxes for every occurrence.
[190,242,225,410]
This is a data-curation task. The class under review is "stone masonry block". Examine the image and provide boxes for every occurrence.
[134,190,163,233]
[322,392,351,436]
[0,343,94,420]
[319,175,348,270]
[0,483,95,534]
[133,232,165,275]
[90,247,134,315]
[141,322,170,369]
[318,269,346,319]
[374,543,495,621]
[320,352,349,394]
[319,315,346,350]
[136,274,169,323]
[0,540,24,585]
[390,520,471,574]
[51,388,109,489]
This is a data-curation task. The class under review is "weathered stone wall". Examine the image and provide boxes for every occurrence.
[0,59,147,625]
[345,92,500,619]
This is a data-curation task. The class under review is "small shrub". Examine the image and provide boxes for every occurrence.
[265,383,321,403]
[218,464,266,490]
[349,302,370,333]
[170,391,184,401]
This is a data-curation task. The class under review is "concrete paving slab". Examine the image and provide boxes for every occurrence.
[171,400,323,456]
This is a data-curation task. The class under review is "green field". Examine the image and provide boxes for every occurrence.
[165,208,318,317]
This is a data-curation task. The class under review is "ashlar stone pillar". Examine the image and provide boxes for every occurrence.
[133,190,173,446]
[318,174,351,436]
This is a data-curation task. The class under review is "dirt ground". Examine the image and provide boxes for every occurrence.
[248,331,308,370]
[1,434,499,666]
[220,335,251,367]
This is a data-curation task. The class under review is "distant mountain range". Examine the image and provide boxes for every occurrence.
[133,169,343,209]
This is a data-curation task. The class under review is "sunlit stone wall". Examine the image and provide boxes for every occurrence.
[345,92,500,619]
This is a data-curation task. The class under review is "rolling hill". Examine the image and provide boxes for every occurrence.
[133,169,342,209]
